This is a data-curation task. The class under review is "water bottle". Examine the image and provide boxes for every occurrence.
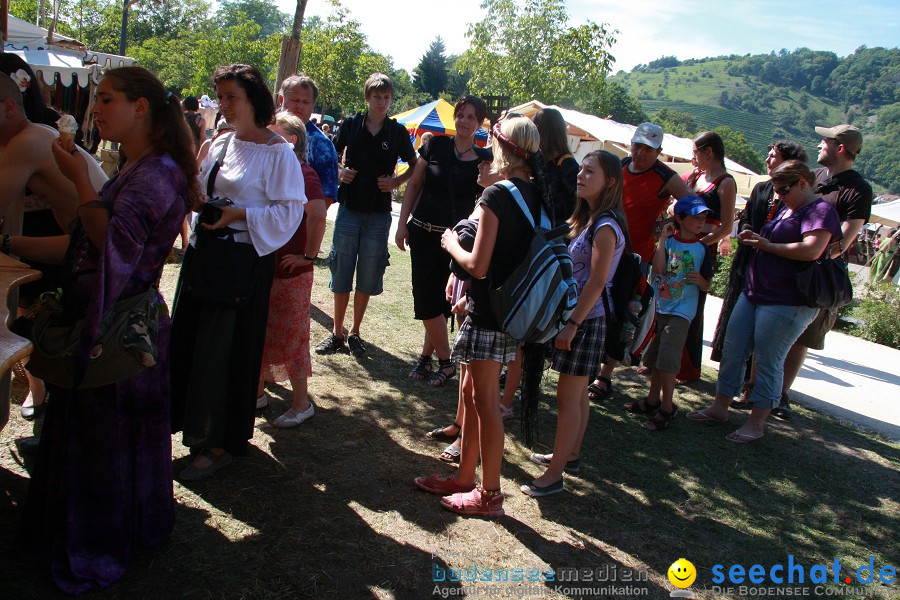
[619,295,642,345]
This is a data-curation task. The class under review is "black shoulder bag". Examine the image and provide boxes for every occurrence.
[796,249,853,310]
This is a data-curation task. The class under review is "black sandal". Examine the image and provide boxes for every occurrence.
[643,406,678,431]
[426,422,461,442]
[623,397,660,415]
[587,376,613,400]
[428,359,456,387]
[731,382,753,409]
[408,355,433,380]
[771,392,793,420]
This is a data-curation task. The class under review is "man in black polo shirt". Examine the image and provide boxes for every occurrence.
[778,124,872,417]
[315,73,417,356]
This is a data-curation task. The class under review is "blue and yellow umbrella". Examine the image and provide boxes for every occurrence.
[392,98,489,149]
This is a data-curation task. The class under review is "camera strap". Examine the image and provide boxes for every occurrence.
[206,132,234,197]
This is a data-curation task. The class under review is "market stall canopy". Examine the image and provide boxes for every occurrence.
[871,200,900,228]
[508,100,766,199]
[4,15,134,86]
[393,99,489,147]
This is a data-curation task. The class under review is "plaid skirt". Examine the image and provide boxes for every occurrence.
[452,318,519,365]
[551,316,607,377]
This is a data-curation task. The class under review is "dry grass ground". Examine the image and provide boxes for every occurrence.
[1,224,898,599]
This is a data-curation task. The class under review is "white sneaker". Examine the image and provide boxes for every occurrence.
[274,403,315,428]
[255,393,269,409]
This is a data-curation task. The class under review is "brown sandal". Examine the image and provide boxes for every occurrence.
[623,397,660,415]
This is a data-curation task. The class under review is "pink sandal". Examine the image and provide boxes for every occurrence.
[414,474,474,495]
[440,486,505,517]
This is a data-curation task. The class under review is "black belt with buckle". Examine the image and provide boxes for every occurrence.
[410,217,448,233]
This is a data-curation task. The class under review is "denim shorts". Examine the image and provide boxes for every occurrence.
[328,205,391,295]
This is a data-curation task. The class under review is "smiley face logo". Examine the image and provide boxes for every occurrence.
[668,558,697,588]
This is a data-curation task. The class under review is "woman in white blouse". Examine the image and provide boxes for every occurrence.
[170,64,306,481]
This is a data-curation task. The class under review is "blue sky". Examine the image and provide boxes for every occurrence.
[276,0,899,73]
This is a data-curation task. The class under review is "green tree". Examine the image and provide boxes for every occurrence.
[413,37,448,100]
[596,81,645,125]
[652,108,697,138]
[129,0,211,47]
[457,0,616,111]
[216,0,289,38]
[389,68,431,113]
[445,55,471,99]
[855,136,900,192]
[130,33,199,94]
[189,14,281,95]
[298,5,390,115]
[826,46,899,110]
[713,126,765,174]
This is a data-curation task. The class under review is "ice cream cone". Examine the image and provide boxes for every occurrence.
[59,131,75,152]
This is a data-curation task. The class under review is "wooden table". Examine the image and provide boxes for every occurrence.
[0,253,42,431]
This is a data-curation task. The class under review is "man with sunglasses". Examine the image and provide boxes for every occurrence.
[779,124,872,418]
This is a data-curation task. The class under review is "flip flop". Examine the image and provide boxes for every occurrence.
[439,444,460,463]
[686,410,729,423]
[726,431,764,443]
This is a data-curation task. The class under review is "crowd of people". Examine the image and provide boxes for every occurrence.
[0,51,876,592]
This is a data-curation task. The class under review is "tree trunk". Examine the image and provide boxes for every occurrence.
[274,0,308,94]
[119,0,128,55]
[2,0,10,41]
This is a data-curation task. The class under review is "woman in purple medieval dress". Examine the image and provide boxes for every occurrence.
[10,66,196,593]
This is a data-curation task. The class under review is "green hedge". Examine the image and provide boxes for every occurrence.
[848,282,900,349]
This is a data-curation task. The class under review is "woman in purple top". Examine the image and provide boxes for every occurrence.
[11,67,195,594]
[687,160,841,443]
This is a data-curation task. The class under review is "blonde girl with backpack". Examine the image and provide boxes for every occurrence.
[522,150,626,497]
[413,116,548,517]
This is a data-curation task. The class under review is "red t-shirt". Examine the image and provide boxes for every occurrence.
[621,157,677,261]
[274,162,324,278]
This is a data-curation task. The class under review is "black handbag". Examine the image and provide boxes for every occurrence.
[26,286,161,389]
[184,134,265,308]
[796,251,853,310]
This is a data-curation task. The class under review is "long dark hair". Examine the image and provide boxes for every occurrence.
[103,67,201,209]
[533,108,569,162]
[0,52,60,126]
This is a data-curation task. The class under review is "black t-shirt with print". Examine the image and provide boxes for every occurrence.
[467,178,542,331]
[412,135,492,227]
[814,167,872,223]
[333,112,416,213]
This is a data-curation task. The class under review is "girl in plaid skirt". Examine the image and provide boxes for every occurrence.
[522,151,626,497]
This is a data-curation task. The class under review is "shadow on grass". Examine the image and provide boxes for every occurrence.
[2,223,897,599]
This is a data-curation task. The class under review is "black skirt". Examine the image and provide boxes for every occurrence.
[169,245,274,455]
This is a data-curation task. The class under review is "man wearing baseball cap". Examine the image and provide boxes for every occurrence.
[779,124,872,418]
[588,122,694,400]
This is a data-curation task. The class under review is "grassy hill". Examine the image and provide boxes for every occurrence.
[610,59,846,168]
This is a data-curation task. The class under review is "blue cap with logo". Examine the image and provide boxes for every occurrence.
[674,195,711,217]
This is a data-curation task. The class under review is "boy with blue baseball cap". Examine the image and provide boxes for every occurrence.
[624,196,714,430]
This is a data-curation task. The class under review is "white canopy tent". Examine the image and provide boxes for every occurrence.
[870,200,900,228]
[4,15,134,86]
[508,100,768,199]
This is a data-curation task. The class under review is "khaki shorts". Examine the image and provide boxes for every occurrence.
[795,308,838,351]
[643,313,690,373]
